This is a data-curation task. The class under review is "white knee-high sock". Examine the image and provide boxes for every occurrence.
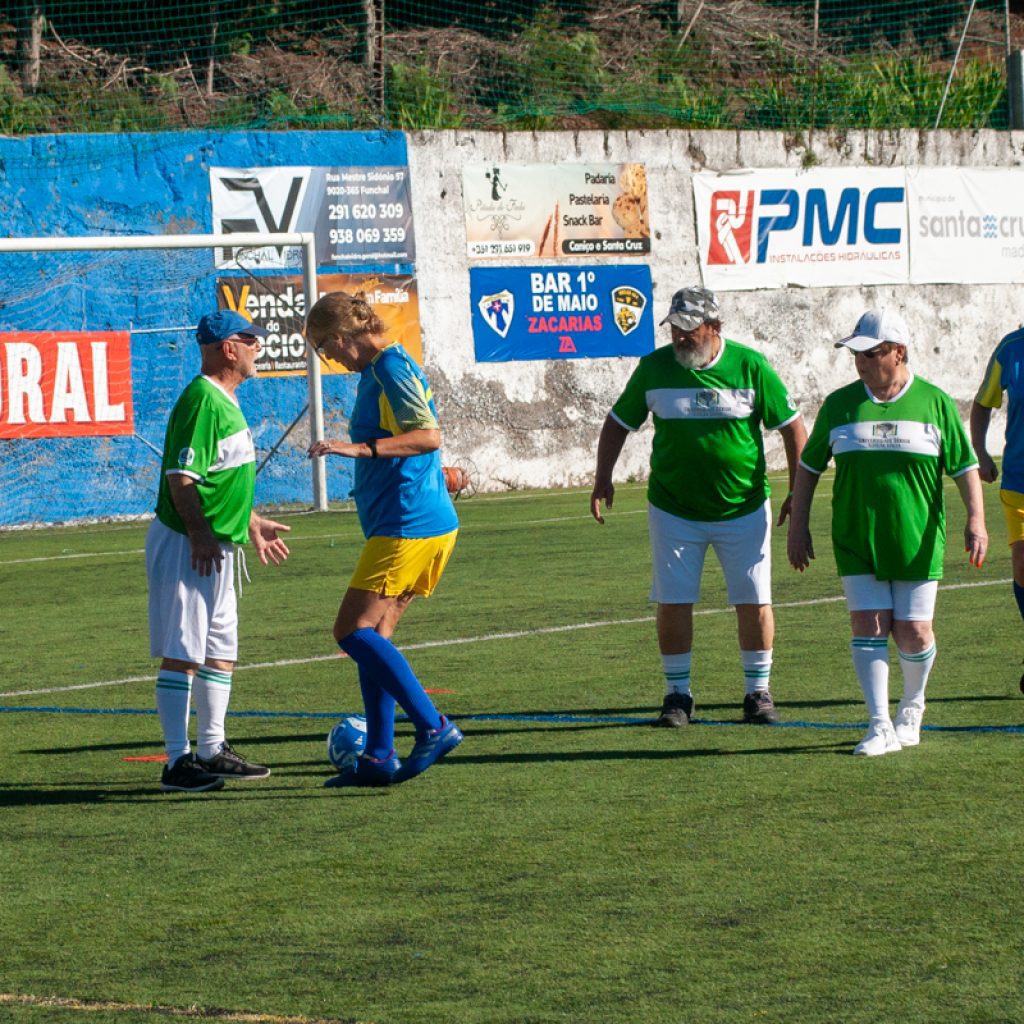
[156,670,192,764]
[897,643,936,710]
[193,666,232,760]
[661,652,692,696]
[740,649,772,694]
[851,637,890,722]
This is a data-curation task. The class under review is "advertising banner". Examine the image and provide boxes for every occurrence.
[470,265,654,362]
[217,274,422,376]
[210,165,416,268]
[0,332,133,438]
[908,167,1024,284]
[694,168,909,290]
[463,163,650,259]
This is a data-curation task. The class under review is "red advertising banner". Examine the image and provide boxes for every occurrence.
[0,331,134,439]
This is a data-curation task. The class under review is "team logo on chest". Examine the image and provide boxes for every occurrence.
[872,422,898,439]
[694,389,721,411]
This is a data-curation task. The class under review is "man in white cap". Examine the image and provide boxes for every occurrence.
[590,286,807,727]
[146,309,291,792]
[788,308,987,756]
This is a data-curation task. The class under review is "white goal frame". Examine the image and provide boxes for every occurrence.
[0,231,328,511]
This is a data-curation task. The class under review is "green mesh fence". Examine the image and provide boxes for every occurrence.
[0,1,1019,133]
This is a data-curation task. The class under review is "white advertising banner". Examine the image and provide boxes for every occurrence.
[463,163,651,259]
[908,167,1024,284]
[210,165,416,268]
[693,168,910,291]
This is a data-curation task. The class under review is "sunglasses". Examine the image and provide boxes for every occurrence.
[857,343,894,359]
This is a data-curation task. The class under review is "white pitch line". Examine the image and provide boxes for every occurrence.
[0,577,1010,699]
[519,509,646,525]
[0,550,144,565]
[0,509,648,566]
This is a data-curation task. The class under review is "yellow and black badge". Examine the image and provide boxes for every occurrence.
[611,285,646,336]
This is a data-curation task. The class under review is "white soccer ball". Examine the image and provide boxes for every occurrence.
[326,714,368,770]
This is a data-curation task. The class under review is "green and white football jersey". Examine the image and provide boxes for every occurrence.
[155,376,256,544]
[801,374,977,581]
[611,338,799,522]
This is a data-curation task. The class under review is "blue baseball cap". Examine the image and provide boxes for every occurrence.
[196,309,270,346]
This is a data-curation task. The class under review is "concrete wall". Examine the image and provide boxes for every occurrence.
[408,129,1024,491]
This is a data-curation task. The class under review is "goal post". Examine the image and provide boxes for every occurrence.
[0,231,329,520]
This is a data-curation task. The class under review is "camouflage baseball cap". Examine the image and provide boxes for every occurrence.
[660,287,720,331]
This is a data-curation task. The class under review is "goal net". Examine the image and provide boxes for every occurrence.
[0,232,329,529]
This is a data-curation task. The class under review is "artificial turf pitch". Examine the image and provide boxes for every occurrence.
[1,476,1022,1024]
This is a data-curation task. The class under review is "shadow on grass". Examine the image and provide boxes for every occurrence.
[0,783,165,806]
[440,742,854,765]
[0,781,321,807]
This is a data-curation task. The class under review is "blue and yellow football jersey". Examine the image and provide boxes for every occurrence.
[349,343,458,539]
[976,327,1024,494]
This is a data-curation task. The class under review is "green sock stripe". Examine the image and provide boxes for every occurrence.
[899,645,936,662]
[852,637,888,649]
[196,668,232,686]
[664,670,691,681]
[156,677,191,692]
[743,668,772,678]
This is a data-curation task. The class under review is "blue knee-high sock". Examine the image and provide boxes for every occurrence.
[1014,582,1024,620]
[359,664,397,760]
[339,627,442,734]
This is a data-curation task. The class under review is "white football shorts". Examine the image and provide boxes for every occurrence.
[647,500,772,606]
[145,518,239,663]
[841,575,938,621]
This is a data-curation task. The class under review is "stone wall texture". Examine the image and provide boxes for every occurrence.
[407,128,1024,491]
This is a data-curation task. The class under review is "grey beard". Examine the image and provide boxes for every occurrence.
[673,342,713,370]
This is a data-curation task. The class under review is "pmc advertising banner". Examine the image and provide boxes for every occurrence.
[470,265,654,362]
[908,167,1024,284]
[694,168,909,291]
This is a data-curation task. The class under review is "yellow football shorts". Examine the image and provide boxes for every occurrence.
[1000,490,1024,545]
[349,530,458,597]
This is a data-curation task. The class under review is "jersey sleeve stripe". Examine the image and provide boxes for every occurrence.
[609,410,640,431]
[766,410,801,431]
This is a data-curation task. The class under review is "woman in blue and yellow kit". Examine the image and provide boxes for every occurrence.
[972,323,1024,693]
[305,291,462,787]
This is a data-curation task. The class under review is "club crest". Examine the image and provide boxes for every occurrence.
[479,289,515,338]
[611,285,647,336]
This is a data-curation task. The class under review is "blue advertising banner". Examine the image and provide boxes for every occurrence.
[471,264,654,362]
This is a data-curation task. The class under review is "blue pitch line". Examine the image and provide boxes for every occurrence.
[2,705,1023,734]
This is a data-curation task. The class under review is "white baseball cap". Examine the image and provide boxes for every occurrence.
[835,308,910,352]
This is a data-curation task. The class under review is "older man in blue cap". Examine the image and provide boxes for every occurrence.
[145,309,291,792]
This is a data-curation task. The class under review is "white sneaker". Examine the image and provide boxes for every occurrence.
[853,720,902,757]
[893,703,924,747]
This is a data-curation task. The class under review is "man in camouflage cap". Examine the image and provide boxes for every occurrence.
[590,286,806,726]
